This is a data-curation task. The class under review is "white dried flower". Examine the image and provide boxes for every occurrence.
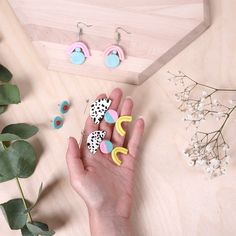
[169,71,236,177]
[213,99,218,105]
[206,144,213,152]
[209,158,220,169]
[222,143,230,151]
[188,160,195,166]
[202,91,208,97]
[196,159,206,166]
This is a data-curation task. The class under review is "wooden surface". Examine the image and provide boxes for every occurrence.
[0,0,236,235]
[8,0,210,84]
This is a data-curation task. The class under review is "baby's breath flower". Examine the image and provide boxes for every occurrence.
[169,71,236,177]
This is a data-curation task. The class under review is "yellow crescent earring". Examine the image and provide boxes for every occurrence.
[115,116,132,136]
[111,147,128,166]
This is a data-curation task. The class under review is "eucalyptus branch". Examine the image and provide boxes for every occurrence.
[169,71,236,177]
[0,64,55,235]
[1,141,33,222]
[16,177,33,222]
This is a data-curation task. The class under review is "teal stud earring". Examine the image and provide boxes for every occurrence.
[59,100,70,114]
[51,116,64,129]
[104,27,131,69]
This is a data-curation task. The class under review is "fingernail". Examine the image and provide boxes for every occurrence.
[126,96,133,100]
[138,116,145,121]
[68,136,73,142]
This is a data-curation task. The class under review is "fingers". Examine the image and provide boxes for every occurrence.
[66,137,85,182]
[99,88,122,140]
[119,118,145,170]
[127,118,145,157]
[112,97,133,147]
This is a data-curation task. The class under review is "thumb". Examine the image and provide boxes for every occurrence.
[66,137,85,183]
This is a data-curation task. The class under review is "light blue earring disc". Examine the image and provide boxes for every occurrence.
[105,50,120,68]
[70,47,86,65]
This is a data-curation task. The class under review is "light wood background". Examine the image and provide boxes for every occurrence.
[8,0,209,84]
[0,0,236,235]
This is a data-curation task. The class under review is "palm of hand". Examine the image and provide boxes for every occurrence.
[66,88,144,219]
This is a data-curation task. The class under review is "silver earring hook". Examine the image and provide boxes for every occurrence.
[77,22,93,40]
[115,27,131,44]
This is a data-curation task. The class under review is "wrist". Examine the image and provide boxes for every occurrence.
[88,208,132,236]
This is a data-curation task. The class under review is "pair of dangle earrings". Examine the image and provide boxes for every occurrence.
[68,22,131,68]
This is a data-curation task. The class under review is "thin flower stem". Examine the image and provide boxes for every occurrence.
[219,105,236,132]
[216,88,236,92]
[15,177,33,223]
[170,71,236,92]
[200,105,235,149]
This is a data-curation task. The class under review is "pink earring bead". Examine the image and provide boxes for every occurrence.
[104,109,118,124]
[100,140,113,154]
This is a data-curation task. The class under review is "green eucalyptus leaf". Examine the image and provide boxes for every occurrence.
[21,225,35,236]
[26,221,55,236]
[0,198,27,229]
[0,149,14,182]
[2,123,39,139]
[0,140,37,183]
[0,84,20,105]
[0,64,12,82]
[0,105,7,114]
[0,133,21,142]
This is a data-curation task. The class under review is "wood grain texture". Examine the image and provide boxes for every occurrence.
[1,0,236,235]
[7,0,210,84]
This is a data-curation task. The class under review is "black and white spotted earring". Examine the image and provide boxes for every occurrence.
[89,98,112,124]
[87,130,106,154]
[87,98,112,154]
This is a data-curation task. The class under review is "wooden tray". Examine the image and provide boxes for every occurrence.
[8,0,210,84]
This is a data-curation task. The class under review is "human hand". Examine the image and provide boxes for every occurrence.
[66,88,144,235]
